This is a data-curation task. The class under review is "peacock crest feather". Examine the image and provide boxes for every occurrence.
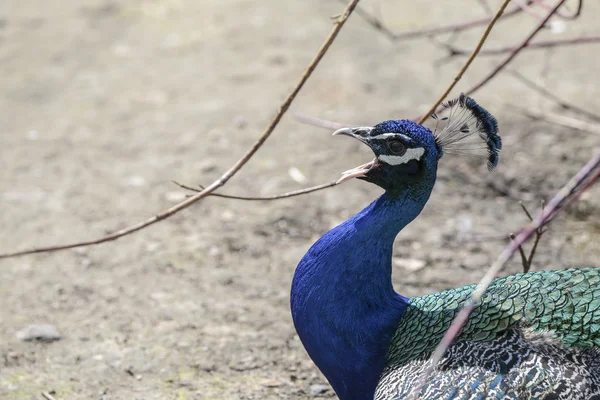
[431,93,502,170]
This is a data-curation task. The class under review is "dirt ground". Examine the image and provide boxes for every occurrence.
[1,1,599,399]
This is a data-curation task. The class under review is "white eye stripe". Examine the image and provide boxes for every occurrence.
[378,147,425,165]
[370,132,412,141]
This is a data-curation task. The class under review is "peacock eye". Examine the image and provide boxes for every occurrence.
[387,140,406,156]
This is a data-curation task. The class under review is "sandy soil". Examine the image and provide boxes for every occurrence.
[1,1,598,399]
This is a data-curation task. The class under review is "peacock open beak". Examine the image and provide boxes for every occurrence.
[333,127,377,184]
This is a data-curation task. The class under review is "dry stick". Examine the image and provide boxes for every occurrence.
[417,0,513,125]
[349,0,528,41]
[465,0,568,97]
[510,104,600,135]
[509,69,600,123]
[172,180,339,201]
[423,0,569,121]
[512,0,546,21]
[439,35,600,57]
[413,152,600,396]
[290,110,350,130]
[0,0,362,260]
[337,0,397,40]
[509,232,531,271]
[533,0,582,19]
[544,165,600,226]
[512,201,547,273]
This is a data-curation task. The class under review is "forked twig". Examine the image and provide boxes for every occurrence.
[509,70,600,123]
[510,104,600,135]
[436,35,600,58]
[417,0,512,124]
[349,0,530,41]
[172,181,339,201]
[534,0,582,20]
[0,0,362,259]
[464,0,568,97]
[291,110,350,130]
[424,0,569,121]
[510,200,547,273]
[413,153,600,396]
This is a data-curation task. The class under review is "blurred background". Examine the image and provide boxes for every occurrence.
[1,0,598,399]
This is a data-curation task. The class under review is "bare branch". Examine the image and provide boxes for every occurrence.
[417,0,513,124]
[350,1,530,41]
[519,201,534,221]
[525,227,544,272]
[0,0,362,260]
[172,180,339,201]
[532,0,583,20]
[509,70,600,123]
[514,201,548,273]
[425,0,570,120]
[509,233,530,271]
[464,0,569,98]
[337,0,396,40]
[414,152,600,395]
[291,110,350,130]
[510,104,600,135]
[436,35,600,58]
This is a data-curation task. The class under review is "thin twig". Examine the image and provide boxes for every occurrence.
[351,1,529,41]
[464,0,568,98]
[543,164,600,225]
[477,0,494,16]
[532,0,583,20]
[0,0,362,259]
[337,0,396,40]
[414,152,600,396]
[515,201,547,273]
[525,228,543,272]
[291,110,350,130]
[519,201,534,221]
[437,35,600,58]
[510,104,600,135]
[509,233,530,271]
[418,0,512,124]
[512,0,546,21]
[172,181,339,201]
[509,70,600,123]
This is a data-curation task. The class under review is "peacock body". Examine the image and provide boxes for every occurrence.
[378,268,600,399]
[290,94,600,399]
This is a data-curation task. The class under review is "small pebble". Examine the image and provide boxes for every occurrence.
[310,384,330,396]
[165,191,186,202]
[16,324,61,342]
[393,258,426,272]
[289,167,308,184]
[125,175,146,187]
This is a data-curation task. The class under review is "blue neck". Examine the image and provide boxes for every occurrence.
[291,183,434,400]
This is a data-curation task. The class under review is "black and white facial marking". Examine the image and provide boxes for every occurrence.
[333,121,440,190]
[368,132,426,167]
[335,127,427,166]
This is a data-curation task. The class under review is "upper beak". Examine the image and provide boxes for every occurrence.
[332,127,373,141]
[332,127,377,184]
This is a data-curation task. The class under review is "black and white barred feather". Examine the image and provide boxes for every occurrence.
[431,93,502,170]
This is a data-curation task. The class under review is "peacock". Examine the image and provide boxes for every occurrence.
[290,93,600,399]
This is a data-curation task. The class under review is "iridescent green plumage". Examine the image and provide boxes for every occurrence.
[376,268,600,399]
[389,267,600,365]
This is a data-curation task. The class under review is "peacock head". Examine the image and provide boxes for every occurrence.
[333,93,501,193]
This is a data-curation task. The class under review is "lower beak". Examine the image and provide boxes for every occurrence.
[336,160,376,184]
[332,127,376,183]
